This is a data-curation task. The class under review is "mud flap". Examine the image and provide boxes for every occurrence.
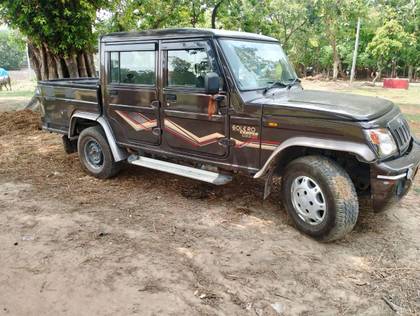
[62,135,77,154]
[263,167,275,200]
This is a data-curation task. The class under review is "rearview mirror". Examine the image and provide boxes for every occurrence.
[205,72,220,94]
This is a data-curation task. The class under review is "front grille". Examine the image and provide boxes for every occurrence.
[388,115,411,153]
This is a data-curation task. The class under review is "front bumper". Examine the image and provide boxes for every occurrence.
[371,138,420,212]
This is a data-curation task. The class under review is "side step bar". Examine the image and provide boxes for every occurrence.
[127,155,232,185]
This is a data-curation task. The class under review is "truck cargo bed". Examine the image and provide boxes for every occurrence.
[38,78,100,134]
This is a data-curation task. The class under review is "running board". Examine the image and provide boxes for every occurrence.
[127,155,232,185]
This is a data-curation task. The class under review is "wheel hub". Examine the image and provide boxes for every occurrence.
[291,176,326,225]
[84,139,104,169]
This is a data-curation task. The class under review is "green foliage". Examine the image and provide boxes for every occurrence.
[1,0,419,78]
[93,0,418,78]
[0,0,106,55]
[367,19,413,69]
[0,29,26,69]
[95,0,211,33]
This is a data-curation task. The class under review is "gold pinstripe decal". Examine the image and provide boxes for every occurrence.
[115,110,279,150]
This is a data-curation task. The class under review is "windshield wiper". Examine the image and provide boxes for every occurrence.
[263,80,288,94]
[286,78,301,90]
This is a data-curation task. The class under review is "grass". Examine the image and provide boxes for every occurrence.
[340,86,420,105]
[0,72,36,111]
[405,113,420,121]
[302,80,420,137]
[0,90,36,98]
[345,86,420,125]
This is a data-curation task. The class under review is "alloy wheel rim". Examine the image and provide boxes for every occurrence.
[291,176,326,225]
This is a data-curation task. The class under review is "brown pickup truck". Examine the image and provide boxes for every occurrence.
[38,28,420,242]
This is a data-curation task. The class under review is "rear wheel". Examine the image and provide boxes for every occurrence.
[78,126,122,179]
[281,155,359,242]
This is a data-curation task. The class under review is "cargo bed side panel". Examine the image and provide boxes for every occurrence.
[39,81,100,134]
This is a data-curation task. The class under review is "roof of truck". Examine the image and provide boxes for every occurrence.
[101,28,278,43]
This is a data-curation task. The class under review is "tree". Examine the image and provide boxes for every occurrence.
[367,19,413,82]
[401,0,419,81]
[187,0,208,27]
[317,0,367,80]
[0,29,26,69]
[402,32,418,81]
[215,0,268,33]
[0,0,106,80]
[266,0,312,50]
[3,0,409,82]
[97,0,210,33]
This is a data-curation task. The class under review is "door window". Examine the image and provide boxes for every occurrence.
[110,52,119,83]
[109,51,156,85]
[167,49,214,88]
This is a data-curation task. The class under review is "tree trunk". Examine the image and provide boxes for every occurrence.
[77,53,88,78]
[27,43,42,81]
[64,55,80,78]
[332,58,339,80]
[35,45,49,80]
[84,53,94,77]
[332,40,339,80]
[87,53,96,77]
[53,55,65,78]
[338,61,346,79]
[315,46,321,73]
[190,2,197,27]
[408,65,414,82]
[391,60,397,78]
[26,40,96,81]
[211,1,224,29]
[44,44,58,79]
[372,67,382,84]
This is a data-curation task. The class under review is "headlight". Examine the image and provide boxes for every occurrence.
[364,128,397,158]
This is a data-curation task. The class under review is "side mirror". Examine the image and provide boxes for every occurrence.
[204,72,220,94]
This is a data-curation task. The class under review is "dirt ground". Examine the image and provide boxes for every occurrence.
[0,110,419,316]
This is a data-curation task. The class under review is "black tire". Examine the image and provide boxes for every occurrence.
[77,126,122,179]
[281,155,359,242]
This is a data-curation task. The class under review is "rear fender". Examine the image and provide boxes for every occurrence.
[69,111,126,162]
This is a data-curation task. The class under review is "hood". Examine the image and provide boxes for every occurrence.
[254,89,395,121]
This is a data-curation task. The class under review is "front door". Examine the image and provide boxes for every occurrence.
[104,42,160,146]
[160,40,228,157]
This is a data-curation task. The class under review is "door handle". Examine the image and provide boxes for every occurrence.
[150,100,160,109]
[109,89,118,96]
[166,94,177,102]
[152,127,162,136]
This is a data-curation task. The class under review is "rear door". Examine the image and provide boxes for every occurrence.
[160,40,228,157]
[104,42,160,146]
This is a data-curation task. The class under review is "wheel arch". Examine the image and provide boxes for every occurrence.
[69,111,126,162]
[69,111,100,138]
[255,137,376,179]
[258,137,375,200]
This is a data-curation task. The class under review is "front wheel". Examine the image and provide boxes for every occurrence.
[77,126,122,179]
[281,155,359,242]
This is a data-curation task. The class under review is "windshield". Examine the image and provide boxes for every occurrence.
[219,39,298,91]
